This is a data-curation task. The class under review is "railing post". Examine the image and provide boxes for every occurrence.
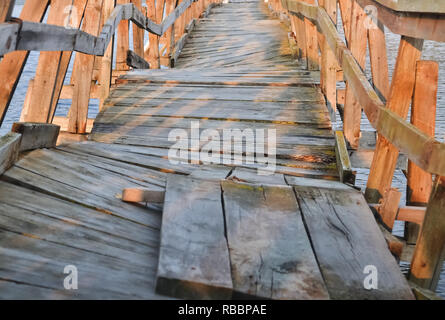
[0,0,15,22]
[132,0,145,58]
[303,0,318,70]
[365,36,423,203]
[319,0,337,115]
[68,0,104,134]
[145,0,161,69]
[116,0,130,71]
[343,1,368,149]
[410,176,445,290]
[99,0,116,111]
[404,61,438,244]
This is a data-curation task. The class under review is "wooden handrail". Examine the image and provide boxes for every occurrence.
[0,0,197,57]
[282,0,445,177]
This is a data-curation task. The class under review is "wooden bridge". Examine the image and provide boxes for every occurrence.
[0,0,444,299]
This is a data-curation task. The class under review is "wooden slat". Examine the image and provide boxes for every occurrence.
[11,122,60,152]
[99,0,115,111]
[334,131,355,184]
[222,181,329,299]
[406,61,438,206]
[0,0,48,124]
[365,36,423,203]
[68,0,104,133]
[293,184,414,299]
[0,0,15,22]
[410,176,445,290]
[0,132,21,176]
[156,175,233,299]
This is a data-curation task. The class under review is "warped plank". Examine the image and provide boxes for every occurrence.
[221,181,329,299]
[156,175,233,299]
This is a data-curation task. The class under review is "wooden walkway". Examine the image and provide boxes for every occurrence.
[0,0,413,299]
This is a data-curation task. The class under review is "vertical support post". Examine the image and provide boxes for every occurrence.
[338,0,351,44]
[160,0,177,67]
[68,0,104,133]
[343,1,368,149]
[368,21,390,100]
[365,36,423,203]
[0,0,15,22]
[404,61,438,245]
[24,0,79,123]
[319,0,337,115]
[145,0,161,69]
[303,0,318,70]
[99,0,116,111]
[410,176,445,291]
[132,0,145,58]
[0,0,49,125]
[116,0,130,71]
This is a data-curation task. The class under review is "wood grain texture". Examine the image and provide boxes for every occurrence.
[222,181,329,299]
[156,175,232,299]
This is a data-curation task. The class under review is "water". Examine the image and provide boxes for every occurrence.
[2,2,445,297]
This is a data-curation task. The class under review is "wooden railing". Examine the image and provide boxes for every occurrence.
[0,0,221,133]
[272,0,445,292]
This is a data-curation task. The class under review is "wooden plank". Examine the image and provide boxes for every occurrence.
[116,0,131,71]
[365,36,423,203]
[293,185,415,299]
[145,0,161,69]
[334,131,356,185]
[368,21,390,99]
[410,176,445,291]
[302,0,318,70]
[373,0,445,13]
[126,49,150,69]
[377,188,402,230]
[0,132,21,176]
[0,0,15,22]
[122,188,165,203]
[131,0,145,58]
[406,61,438,206]
[68,0,104,133]
[99,0,115,111]
[11,122,60,152]
[221,181,329,299]
[21,0,73,123]
[343,1,368,149]
[156,175,233,299]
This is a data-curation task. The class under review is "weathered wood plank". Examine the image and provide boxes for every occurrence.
[222,180,329,299]
[293,184,414,299]
[0,132,21,176]
[334,131,356,185]
[156,175,233,299]
[11,122,60,152]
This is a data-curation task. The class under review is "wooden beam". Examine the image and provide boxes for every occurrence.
[99,0,115,111]
[116,0,130,71]
[343,1,368,149]
[368,20,390,100]
[0,0,15,22]
[378,188,402,230]
[365,36,423,203]
[122,188,165,203]
[24,0,88,124]
[0,132,21,176]
[397,206,426,225]
[410,176,445,291]
[407,61,438,206]
[222,181,329,299]
[303,0,318,70]
[131,0,145,58]
[156,175,232,299]
[126,50,150,69]
[68,0,104,134]
[145,0,160,69]
[11,122,60,152]
[334,131,356,185]
[0,0,49,126]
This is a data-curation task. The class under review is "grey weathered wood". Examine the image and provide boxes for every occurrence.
[0,132,21,175]
[334,131,356,184]
[293,185,415,299]
[156,175,233,299]
[126,50,150,69]
[11,122,60,152]
[221,180,329,299]
[122,188,165,203]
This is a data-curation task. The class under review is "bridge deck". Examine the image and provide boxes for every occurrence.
[0,0,413,299]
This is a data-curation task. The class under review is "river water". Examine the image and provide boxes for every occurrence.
[2,1,445,297]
